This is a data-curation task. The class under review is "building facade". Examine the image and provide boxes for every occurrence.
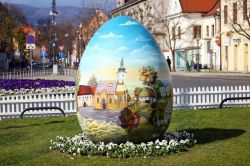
[110,0,170,56]
[111,0,221,71]
[221,0,250,73]
[166,0,221,71]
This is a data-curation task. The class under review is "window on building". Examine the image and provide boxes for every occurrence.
[125,0,129,3]
[178,27,181,39]
[206,26,209,37]
[243,0,247,20]
[97,98,99,103]
[109,98,112,104]
[211,25,215,36]
[233,3,237,23]
[193,25,201,39]
[224,5,228,24]
[172,26,176,40]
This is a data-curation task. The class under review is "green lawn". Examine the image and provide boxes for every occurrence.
[0,107,249,166]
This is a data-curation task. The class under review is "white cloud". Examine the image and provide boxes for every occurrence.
[129,44,154,56]
[117,46,128,51]
[90,44,104,51]
[135,35,151,42]
[100,32,123,39]
[119,20,138,26]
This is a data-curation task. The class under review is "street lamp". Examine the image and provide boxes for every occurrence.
[50,0,58,74]
[79,23,83,62]
[64,33,70,67]
[196,36,201,72]
[213,8,221,71]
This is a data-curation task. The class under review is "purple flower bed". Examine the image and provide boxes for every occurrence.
[0,79,75,90]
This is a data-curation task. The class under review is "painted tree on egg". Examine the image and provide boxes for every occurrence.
[138,65,166,127]
[119,107,140,132]
[87,74,99,87]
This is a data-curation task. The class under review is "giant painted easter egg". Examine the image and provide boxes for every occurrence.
[77,16,172,143]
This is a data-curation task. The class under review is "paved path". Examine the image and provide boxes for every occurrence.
[79,107,121,125]
[172,71,250,77]
[171,72,250,88]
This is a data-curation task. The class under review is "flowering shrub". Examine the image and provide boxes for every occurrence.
[50,131,196,158]
[0,79,75,96]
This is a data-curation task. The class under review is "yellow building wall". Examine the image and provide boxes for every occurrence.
[221,33,250,73]
[94,92,128,110]
[94,92,107,110]
[94,92,120,110]
[220,0,250,73]
[106,94,118,110]
[116,93,128,109]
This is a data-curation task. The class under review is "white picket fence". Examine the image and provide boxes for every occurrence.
[173,85,250,109]
[0,91,76,120]
[0,69,76,79]
[0,85,250,120]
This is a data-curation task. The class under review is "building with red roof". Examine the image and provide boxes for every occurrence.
[78,85,96,96]
[179,0,218,13]
[166,0,221,71]
[77,85,96,108]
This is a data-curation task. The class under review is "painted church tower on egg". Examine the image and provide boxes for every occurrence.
[116,58,128,109]
[117,58,126,84]
[94,58,128,110]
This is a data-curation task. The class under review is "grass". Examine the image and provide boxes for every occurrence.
[0,107,249,166]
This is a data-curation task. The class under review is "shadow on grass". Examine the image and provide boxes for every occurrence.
[181,128,246,144]
[2,120,66,129]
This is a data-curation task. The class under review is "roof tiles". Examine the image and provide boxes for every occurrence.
[180,0,218,13]
[78,85,95,96]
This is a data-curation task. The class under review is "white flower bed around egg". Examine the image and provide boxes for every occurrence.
[49,131,196,158]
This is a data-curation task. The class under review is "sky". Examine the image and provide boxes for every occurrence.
[1,0,92,7]
[79,16,170,90]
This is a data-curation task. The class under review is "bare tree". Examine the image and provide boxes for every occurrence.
[87,74,99,87]
[82,0,115,15]
[230,0,250,41]
[0,2,27,53]
[73,0,110,62]
[4,3,26,24]
[36,18,77,64]
[56,22,77,54]
[143,0,185,72]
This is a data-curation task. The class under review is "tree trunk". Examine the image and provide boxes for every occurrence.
[171,50,176,72]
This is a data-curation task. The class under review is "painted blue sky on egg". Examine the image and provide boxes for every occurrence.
[79,16,169,86]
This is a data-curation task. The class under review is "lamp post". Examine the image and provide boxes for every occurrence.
[196,36,201,72]
[64,33,70,67]
[50,0,58,74]
[213,8,221,71]
[225,32,231,75]
[79,23,83,62]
